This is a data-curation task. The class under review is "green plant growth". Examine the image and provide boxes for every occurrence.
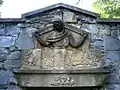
[93,0,120,18]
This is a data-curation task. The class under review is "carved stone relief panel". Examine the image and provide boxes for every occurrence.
[20,9,102,70]
[49,75,75,87]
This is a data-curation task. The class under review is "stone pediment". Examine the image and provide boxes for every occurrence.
[22,3,100,19]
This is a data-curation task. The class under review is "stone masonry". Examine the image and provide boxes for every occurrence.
[0,3,119,90]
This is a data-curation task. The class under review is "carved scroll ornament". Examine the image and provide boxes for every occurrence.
[34,19,87,48]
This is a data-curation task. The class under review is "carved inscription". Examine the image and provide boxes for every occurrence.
[50,75,75,86]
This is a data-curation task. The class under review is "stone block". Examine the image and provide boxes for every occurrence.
[0,36,16,48]
[63,10,76,22]
[0,70,12,85]
[0,63,5,70]
[7,51,21,60]
[6,26,21,35]
[104,51,120,62]
[0,48,9,62]
[104,36,120,51]
[0,28,5,35]
[4,60,20,70]
[91,40,103,50]
[8,78,18,85]
[107,84,120,90]
[15,32,34,50]
[81,24,98,34]
[14,69,109,87]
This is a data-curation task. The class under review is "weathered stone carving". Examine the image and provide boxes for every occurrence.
[34,18,87,48]
[49,75,75,86]
[21,49,41,70]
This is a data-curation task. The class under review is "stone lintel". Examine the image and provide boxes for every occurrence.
[14,69,109,87]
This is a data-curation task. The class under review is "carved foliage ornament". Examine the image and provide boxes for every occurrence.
[34,18,88,48]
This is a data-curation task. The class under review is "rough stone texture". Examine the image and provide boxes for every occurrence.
[0,3,119,90]
[7,51,21,60]
[0,28,5,35]
[0,36,16,48]
[104,36,120,51]
[6,25,21,35]
[41,39,101,70]
[21,49,41,70]
[15,32,34,50]
[15,72,108,87]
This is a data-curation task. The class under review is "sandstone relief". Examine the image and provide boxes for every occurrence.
[20,17,101,70]
[34,18,87,48]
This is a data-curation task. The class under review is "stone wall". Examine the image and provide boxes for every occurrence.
[0,6,119,90]
[0,21,34,90]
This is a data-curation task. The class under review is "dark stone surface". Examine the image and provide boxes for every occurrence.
[7,51,21,60]
[104,51,120,62]
[15,32,34,50]
[6,26,21,35]
[0,36,16,48]
[0,70,13,85]
[0,28,5,35]
[0,48,9,62]
[4,60,20,71]
[107,84,120,90]
[104,36,120,51]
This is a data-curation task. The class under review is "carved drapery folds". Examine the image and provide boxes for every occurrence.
[34,18,88,48]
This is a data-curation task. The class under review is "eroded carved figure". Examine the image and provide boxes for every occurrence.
[34,18,87,48]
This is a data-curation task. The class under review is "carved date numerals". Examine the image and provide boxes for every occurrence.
[50,75,75,86]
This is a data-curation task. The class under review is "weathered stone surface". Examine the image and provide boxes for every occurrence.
[0,70,13,85]
[24,27,37,37]
[9,46,18,52]
[42,39,101,70]
[21,49,41,70]
[7,86,22,90]
[0,63,5,70]
[81,24,98,33]
[6,26,21,35]
[0,36,16,48]
[104,36,120,51]
[104,51,120,62]
[0,28,5,35]
[14,70,109,87]
[107,84,120,90]
[0,48,8,62]
[15,32,34,49]
[8,78,18,85]
[7,51,21,60]
[63,10,76,22]
[4,60,20,70]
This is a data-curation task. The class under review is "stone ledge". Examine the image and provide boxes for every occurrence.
[0,18,25,23]
[97,19,120,23]
[14,69,109,87]
[14,68,109,74]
